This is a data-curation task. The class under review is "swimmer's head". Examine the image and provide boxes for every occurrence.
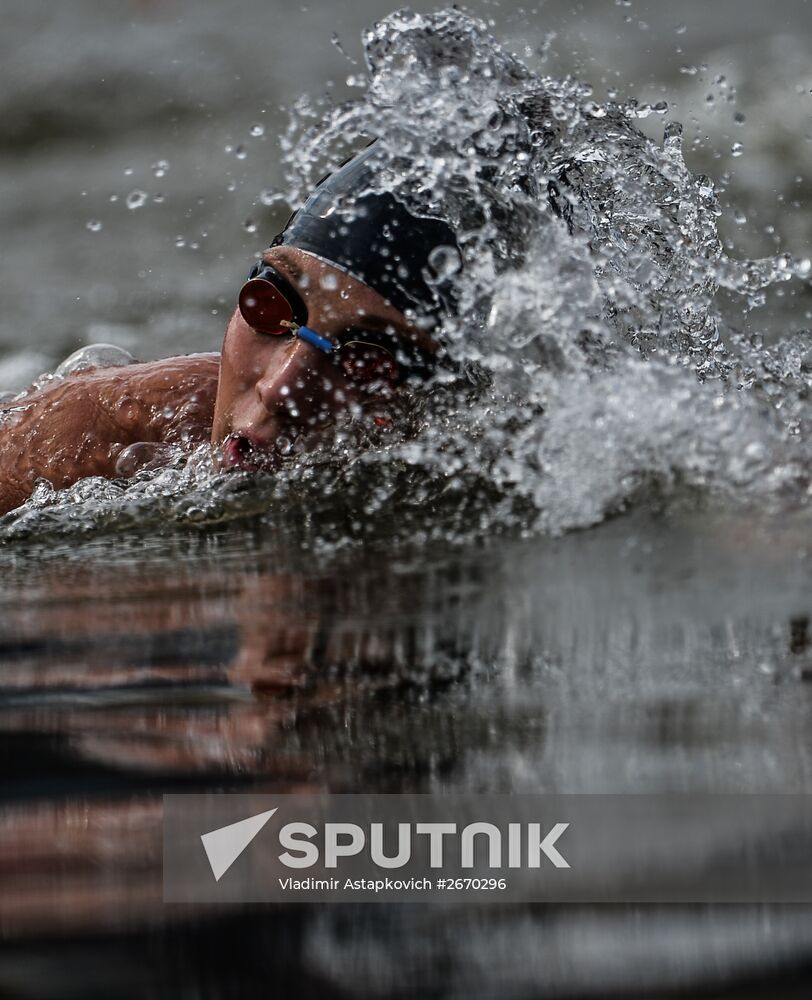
[272,141,462,326]
[211,142,460,471]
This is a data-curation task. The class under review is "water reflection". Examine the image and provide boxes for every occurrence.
[0,509,811,994]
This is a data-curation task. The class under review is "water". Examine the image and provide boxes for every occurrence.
[1,1,812,996]
[1,510,811,997]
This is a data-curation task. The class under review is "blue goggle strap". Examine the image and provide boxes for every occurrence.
[296,325,335,354]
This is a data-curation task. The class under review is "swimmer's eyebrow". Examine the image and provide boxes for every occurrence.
[262,250,304,284]
[262,254,402,332]
[261,252,430,350]
[342,315,403,338]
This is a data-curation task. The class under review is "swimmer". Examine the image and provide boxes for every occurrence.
[0,144,460,515]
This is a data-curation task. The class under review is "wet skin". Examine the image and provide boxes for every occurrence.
[0,355,220,517]
[0,247,433,514]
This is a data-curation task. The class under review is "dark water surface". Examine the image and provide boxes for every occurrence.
[1,508,811,997]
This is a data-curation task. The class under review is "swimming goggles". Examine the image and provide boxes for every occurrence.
[238,261,434,385]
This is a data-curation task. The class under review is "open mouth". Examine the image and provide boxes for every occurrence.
[219,434,281,473]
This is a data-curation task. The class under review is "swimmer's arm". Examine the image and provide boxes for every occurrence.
[0,354,220,515]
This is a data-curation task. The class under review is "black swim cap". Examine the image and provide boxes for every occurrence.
[272,143,460,321]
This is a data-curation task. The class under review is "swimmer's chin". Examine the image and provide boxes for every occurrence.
[215,433,285,473]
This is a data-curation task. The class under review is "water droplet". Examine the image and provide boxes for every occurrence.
[235,145,247,160]
[55,344,135,378]
[428,244,462,279]
[675,23,686,34]
[243,219,257,233]
[175,235,186,248]
[126,189,148,210]
[151,159,169,178]
[124,167,134,176]
[734,209,747,225]
[260,189,284,206]
[249,124,265,137]
[680,65,698,75]
[162,405,175,419]
[153,192,165,204]
[320,273,339,291]
[109,194,119,203]
[664,121,683,148]
[330,31,356,63]
[85,220,102,232]
[731,142,744,157]
[734,112,746,125]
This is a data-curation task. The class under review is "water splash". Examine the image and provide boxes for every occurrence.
[270,8,811,531]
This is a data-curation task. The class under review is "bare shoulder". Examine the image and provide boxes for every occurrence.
[72,353,221,397]
[107,353,221,443]
[13,353,221,437]
[10,353,220,403]
[0,354,221,515]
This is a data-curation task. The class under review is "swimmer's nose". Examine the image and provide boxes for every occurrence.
[254,339,337,426]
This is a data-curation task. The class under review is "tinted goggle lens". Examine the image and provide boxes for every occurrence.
[337,342,399,388]
[238,277,294,335]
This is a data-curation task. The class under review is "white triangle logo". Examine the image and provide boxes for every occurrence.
[200,808,278,881]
